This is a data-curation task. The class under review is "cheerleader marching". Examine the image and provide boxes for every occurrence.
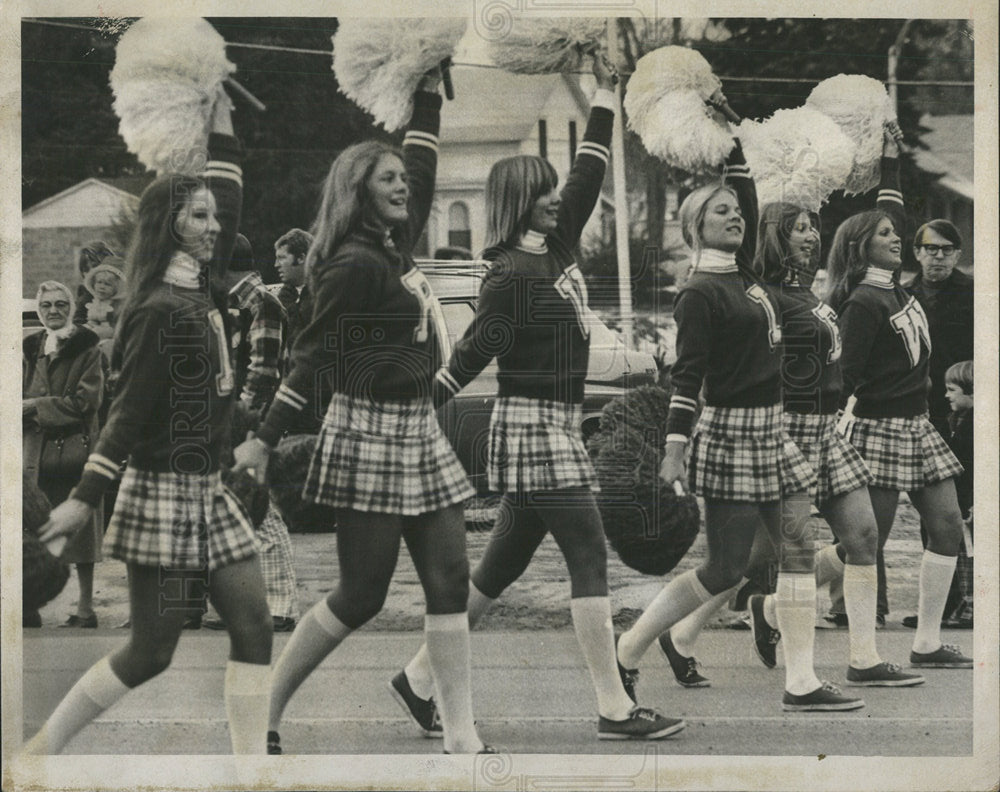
[23,18,973,759]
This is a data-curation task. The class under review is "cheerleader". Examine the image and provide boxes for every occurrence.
[28,88,274,755]
[660,126,924,689]
[615,92,864,711]
[825,139,971,670]
[391,52,683,741]
[234,69,491,755]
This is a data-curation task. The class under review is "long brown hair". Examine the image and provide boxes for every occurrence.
[825,209,892,311]
[754,202,820,284]
[307,140,402,276]
[120,173,206,318]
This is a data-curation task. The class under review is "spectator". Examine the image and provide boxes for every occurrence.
[78,258,127,365]
[73,240,117,324]
[906,220,973,435]
[23,280,104,628]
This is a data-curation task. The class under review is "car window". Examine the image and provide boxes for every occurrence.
[440,301,474,344]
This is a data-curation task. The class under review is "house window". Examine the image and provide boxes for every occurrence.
[447,202,471,252]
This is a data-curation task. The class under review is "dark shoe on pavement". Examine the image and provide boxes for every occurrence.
[267,730,282,755]
[389,670,443,738]
[59,614,97,628]
[749,595,780,669]
[846,661,925,687]
[23,610,42,628]
[876,614,886,629]
[182,615,202,630]
[902,615,918,629]
[272,616,296,632]
[614,635,638,703]
[657,632,710,687]
[726,612,751,630]
[909,643,973,668]
[201,617,226,630]
[823,612,849,628]
[782,682,865,712]
[598,707,686,740]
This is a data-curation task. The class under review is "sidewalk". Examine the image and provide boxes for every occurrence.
[34,502,928,632]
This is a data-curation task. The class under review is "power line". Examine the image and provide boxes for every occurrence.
[23,18,974,88]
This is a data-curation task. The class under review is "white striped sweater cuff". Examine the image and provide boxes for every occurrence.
[275,384,307,411]
[84,453,120,480]
[723,163,751,179]
[204,160,243,186]
[404,130,439,153]
[577,141,610,166]
[665,434,689,445]
[435,368,461,395]
[669,395,698,412]
[878,188,904,205]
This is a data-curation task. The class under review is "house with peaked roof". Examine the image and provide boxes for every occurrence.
[420,66,614,258]
[912,114,973,273]
[22,176,150,297]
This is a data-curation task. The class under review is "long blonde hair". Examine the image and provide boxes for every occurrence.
[482,155,558,251]
[307,140,402,274]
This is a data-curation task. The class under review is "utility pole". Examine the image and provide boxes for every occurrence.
[888,19,914,119]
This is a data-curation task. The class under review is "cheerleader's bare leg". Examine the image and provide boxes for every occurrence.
[404,503,484,753]
[268,511,401,737]
[907,479,967,659]
[22,565,205,754]
[616,500,760,670]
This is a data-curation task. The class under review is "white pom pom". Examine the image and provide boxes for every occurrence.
[737,107,856,212]
[627,89,734,173]
[487,18,605,74]
[110,18,234,174]
[333,18,467,131]
[806,74,894,195]
[624,47,730,172]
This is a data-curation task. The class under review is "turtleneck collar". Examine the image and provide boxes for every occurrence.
[163,251,203,289]
[517,229,548,254]
[693,248,738,274]
[860,266,895,289]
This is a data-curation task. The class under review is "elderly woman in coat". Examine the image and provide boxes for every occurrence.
[23,280,104,628]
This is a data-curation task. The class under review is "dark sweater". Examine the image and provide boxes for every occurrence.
[775,283,843,414]
[72,134,243,507]
[257,91,442,447]
[665,141,780,439]
[433,102,614,406]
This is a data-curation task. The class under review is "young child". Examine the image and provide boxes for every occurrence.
[79,258,126,342]
[942,360,974,626]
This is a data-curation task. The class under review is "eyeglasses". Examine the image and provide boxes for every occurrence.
[919,244,958,257]
[38,301,70,311]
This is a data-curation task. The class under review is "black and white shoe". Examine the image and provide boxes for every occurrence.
[267,730,282,755]
[749,594,780,669]
[846,661,924,687]
[598,707,685,740]
[614,635,638,703]
[389,670,443,738]
[657,632,710,687]
[782,681,865,712]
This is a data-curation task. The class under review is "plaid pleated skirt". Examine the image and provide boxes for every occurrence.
[106,467,259,571]
[488,396,598,494]
[846,413,963,491]
[688,403,816,501]
[303,392,474,515]
[784,411,872,507]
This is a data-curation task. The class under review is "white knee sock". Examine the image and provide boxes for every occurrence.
[913,550,958,654]
[815,544,845,588]
[670,582,742,657]
[22,656,129,754]
[406,582,493,700]
[424,612,482,754]
[763,592,778,627]
[225,661,271,754]
[570,597,635,721]
[843,564,881,668]
[268,599,351,731]
[775,573,821,695]
[617,569,713,669]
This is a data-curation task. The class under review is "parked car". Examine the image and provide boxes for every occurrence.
[23,298,42,337]
[419,260,658,494]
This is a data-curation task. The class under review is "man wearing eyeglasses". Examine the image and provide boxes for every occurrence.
[907,220,974,435]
